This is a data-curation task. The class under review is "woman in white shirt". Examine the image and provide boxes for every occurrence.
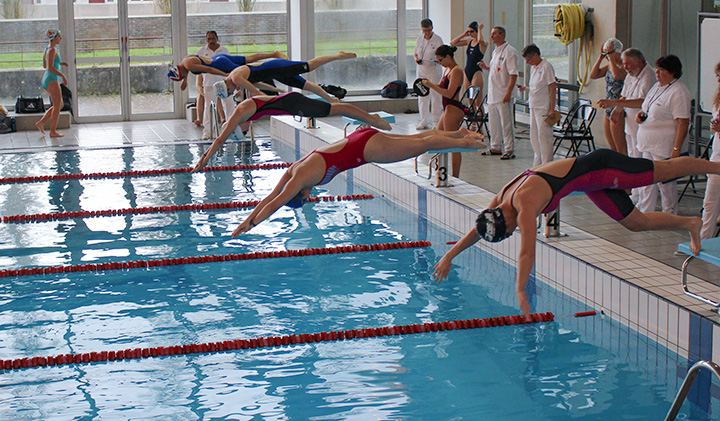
[700,61,720,238]
[635,55,692,215]
[518,44,556,166]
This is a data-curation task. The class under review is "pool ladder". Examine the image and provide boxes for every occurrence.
[208,100,255,143]
[665,360,720,420]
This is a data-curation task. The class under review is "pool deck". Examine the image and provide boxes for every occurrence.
[2,112,719,359]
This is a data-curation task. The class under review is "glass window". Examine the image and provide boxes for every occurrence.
[405,0,424,83]
[533,0,571,81]
[314,1,398,92]
[0,4,58,105]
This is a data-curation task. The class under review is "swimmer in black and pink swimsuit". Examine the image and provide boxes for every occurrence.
[247,92,331,121]
[434,148,720,321]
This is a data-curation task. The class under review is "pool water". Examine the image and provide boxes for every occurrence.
[0,141,716,420]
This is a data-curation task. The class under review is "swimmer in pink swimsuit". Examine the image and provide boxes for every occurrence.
[230,127,487,237]
[433,149,720,322]
[193,93,392,172]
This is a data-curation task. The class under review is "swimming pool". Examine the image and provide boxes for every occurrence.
[0,140,715,420]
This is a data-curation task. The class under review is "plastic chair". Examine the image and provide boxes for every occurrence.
[552,102,596,157]
[461,87,490,140]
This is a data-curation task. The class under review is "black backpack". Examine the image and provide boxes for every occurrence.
[380,80,408,98]
[0,114,15,134]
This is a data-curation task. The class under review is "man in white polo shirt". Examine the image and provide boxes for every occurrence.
[414,19,443,130]
[480,26,519,160]
[195,30,232,139]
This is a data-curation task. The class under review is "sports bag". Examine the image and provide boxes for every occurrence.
[380,80,408,98]
[15,96,45,113]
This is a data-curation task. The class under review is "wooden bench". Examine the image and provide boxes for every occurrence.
[677,238,720,314]
[10,111,71,131]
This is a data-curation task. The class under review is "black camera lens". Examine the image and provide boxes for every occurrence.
[638,112,648,122]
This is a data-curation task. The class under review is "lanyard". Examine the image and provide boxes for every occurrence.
[644,79,676,111]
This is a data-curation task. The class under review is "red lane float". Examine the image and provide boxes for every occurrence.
[0,312,554,373]
[0,163,292,185]
[574,311,597,318]
[2,194,374,223]
[0,240,430,278]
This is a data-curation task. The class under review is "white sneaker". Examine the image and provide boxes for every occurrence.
[416,123,429,130]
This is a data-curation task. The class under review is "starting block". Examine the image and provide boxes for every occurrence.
[678,238,720,314]
[414,147,475,187]
[342,111,395,137]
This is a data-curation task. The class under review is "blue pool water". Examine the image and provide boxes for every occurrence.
[0,141,716,420]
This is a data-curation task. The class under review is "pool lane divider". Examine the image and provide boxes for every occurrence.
[0,240,430,278]
[2,194,374,223]
[0,163,292,184]
[0,312,554,372]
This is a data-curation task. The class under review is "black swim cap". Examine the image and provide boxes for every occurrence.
[475,208,509,243]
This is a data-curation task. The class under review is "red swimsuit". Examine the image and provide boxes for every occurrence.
[310,127,378,185]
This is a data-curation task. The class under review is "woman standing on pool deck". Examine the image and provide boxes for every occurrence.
[230,128,486,237]
[36,29,68,137]
[215,52,357,103]
[192,92,392,172]
[432,149,720,320]
[167,50,287,91]
[450,21,488,102]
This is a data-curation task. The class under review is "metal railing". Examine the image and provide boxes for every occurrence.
[666,360,720,420]
[208,100,221,140]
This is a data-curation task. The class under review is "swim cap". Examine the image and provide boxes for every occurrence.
[167,67,183,81]
[46,29,60,40]
[603,38,623,53]
[285,192,307,209]
[214,80,230,99]
[475,208,509,243]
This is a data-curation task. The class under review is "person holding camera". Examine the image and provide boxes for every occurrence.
[413,19,443,130]
[635,55,691,215]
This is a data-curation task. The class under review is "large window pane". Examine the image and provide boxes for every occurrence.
[314,1,398,92]
[187,1,289,100]
[0,4,58,106]
[533,0,570,81]
[405,1,424,83]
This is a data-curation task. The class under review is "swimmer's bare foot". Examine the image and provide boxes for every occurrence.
[273,51,289,60]
[194,119,202,127]
[462,135,487,150]
[49,131,64,138]
[688,216,703,255]
[35,121,46,134]
[369,114,392,131]
[337,51,357,59]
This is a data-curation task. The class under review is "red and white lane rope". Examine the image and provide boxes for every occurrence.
[0,163,292,184]
[0,312,555,372]
[0,240,430,278]
[2,194,374,223]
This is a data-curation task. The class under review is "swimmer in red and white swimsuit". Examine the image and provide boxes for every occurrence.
[433,148,720,322]
[230,127,487,237]
[193,93,392,172]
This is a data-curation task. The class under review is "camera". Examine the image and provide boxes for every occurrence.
[416,59,423,64]
[638,111,648,122]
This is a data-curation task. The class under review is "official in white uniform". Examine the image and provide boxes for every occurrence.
[414,19,443,130]
[636,55,691,215]
[480,26,518,159]
[519,44,556,166]
[196,31,233,139]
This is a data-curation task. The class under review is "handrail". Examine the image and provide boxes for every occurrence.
[209,100,221,140]
[666,360,720,420]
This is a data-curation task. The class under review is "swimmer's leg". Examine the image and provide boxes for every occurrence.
[329,103,392,131]
[244,51,288,64]
[620,208,702,255]
[364,131,486,163]
[307,51,357,71]
[653,156,720,184]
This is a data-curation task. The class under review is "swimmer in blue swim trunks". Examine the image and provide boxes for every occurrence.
[168,50,288,91]
[230,128,486,237]
[216,51,357,103]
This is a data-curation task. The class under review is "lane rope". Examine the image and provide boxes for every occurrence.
[0,163,291,185]
[2,194,374,223]
[0,240,430,278]
[0,312,554,372]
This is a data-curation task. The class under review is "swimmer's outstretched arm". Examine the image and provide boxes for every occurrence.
[515,208,539,321]
[232,171,304,237]
[254,82,286,94]
[192,98,260,172]
[230,71,265,97]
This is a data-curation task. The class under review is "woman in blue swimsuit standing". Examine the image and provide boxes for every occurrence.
[36,29,68,138]
[450,22,488,103]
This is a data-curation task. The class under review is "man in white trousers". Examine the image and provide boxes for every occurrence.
[195,31,233,139]
[414,19,443,130]
[480,26,519,160]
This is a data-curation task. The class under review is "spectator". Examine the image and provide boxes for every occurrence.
[450,21,489,105]
[590,38,627,154]
[195,31,232,139]
[518,44,557,165]
[414,19,444,130]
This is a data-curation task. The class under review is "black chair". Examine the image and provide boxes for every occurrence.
[461,87,490,140]
[553,102,597,157]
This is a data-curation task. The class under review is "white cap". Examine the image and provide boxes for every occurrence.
[603,38,623,53]
[214,80,230,99]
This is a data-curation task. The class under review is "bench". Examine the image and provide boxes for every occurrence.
[342,111,395,136]
[677,238,720,314]
[10,111,71,131]
[414,147,477,187]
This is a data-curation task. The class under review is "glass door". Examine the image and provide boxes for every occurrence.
[70,0,178,122]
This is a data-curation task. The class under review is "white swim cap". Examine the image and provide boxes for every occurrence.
[46,29,60,40]
[214,80,230,99]
[603,38,623,53]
